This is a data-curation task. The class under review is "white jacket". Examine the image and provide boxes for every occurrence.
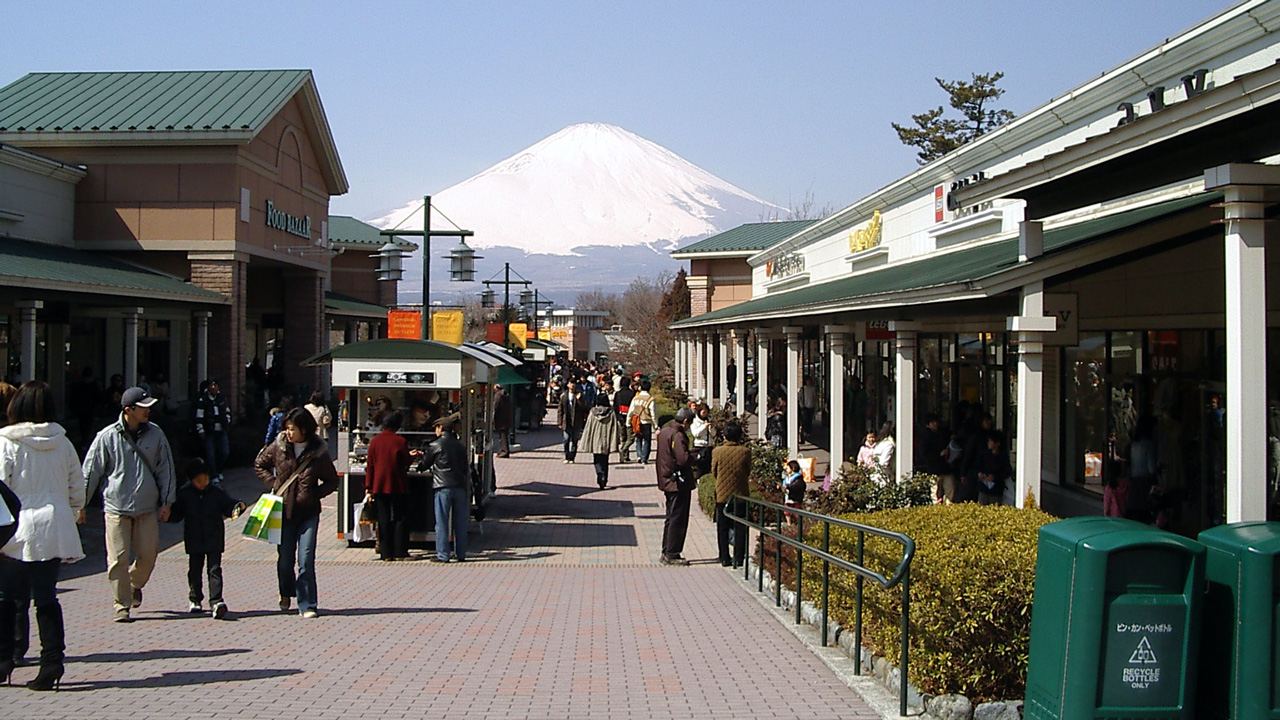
[0,422,86,562]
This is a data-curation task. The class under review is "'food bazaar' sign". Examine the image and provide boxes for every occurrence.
[265,200,312,239]
[848,211,882,253]
[765,252,805,279]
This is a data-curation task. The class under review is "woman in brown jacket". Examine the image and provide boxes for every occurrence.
[254,407,338,618]
[711,422,753,568]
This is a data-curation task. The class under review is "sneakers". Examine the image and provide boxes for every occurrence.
[114,608,133,623]
[659,555,690,566]
[301,610,319,619]
[131,587,143,608]
[429,556,449,563]
[212,602,228,620]
[188,601,203,614]
[279,596,292,612]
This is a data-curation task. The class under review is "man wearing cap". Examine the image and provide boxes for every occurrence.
[419,414,470,563]
[82,387,177,622]
[655,407,696,566]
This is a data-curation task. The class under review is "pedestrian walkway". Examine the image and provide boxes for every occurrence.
[6,423,879,719]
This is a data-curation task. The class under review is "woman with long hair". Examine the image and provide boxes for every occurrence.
[0,381,85,690]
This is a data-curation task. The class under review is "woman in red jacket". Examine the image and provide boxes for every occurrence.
[363,412,420,561]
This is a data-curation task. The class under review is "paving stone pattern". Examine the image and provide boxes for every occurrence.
[5,422,877,719]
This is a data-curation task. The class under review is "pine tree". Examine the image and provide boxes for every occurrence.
[892,72,1015,164]
[659,268,691,323]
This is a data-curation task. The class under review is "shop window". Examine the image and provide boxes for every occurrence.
[1063,332,1107,492]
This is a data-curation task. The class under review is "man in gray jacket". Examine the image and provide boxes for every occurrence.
[420,415,470,563]
[82,387,176,622]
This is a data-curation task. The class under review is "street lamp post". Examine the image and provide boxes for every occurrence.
[377,196,479,340]
[482,262,532,350]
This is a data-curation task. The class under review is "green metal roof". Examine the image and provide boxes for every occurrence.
[496,365,531,385]
[302,338,472,366]
[0,70,309,135]
[324,292,388,319]
[328,216,416,248]
[0,236,226,303]
[672,192,1219,327]
[671,220,818,256]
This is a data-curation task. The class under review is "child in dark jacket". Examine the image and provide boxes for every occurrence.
[168,458,244,618]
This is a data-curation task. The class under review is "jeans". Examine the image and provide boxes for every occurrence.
[105,511,159,613]
[636,425,653,464]
[188,552,224,605]
[562,427,581,461]
[434,487,470,561]
[593,454,610,486]
[716,498,748,566]
[617,420,634,461]
[202,432,229,477]
[278,514,320,613]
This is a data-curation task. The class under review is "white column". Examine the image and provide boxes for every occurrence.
[48,322,67,407]
[692,333,705,398]
[194,311,212,389]
[826,325,854,471]
[1010,283,1056,510]
[892,323,917,481]
[784,326,802,459]
[704,332,716,402]
[717,330,730,408]
[1204,166,1272,522]
[675,335,685,391]
[123,308,143,388]
[757,329,771,439]
[733,329,747,418]
[16,300,42,384]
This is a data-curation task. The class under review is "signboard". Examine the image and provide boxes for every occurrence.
[508,322,528,349]
[1100,601,1184,707]
[1043,293,1079,346]
[934,186,945,223]
[358,370,436,386]
[848,210,883,254]
[265,200,311,239]
[765,252,805,280]
[387,310,421,340]
[486,323,505,343]
[865,319,896,341]
[537,329,552,341]
[431,310,464,346]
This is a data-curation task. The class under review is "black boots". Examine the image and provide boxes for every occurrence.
[0,599,14,685]
[25,604,63,691]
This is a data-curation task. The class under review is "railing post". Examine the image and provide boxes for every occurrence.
[757,510,764,592]
[821,522,830,647]
[900,570,911,717]
[795,515,803,625]
[854,530,864,675]
[775,507,782,607]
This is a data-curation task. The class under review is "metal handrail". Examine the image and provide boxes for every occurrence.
[723,495,916,717]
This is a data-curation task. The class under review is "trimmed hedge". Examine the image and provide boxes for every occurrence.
[697,473,717,518]
[796,504,1056,702]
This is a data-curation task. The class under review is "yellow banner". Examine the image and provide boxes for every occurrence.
[537,329,551,341]
[508,322,528,349]
[431,310,464,345]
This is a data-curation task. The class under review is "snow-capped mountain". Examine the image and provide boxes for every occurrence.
[369,123,779,303]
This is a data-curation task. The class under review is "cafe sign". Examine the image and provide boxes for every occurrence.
[265,200,312,239]
[765,252,805,280]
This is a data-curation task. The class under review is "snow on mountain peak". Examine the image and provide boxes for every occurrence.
[368,123,777,257]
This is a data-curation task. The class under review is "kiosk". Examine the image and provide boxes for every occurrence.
[303,339,509,546]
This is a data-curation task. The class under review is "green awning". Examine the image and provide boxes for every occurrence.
[302,338,471,366]
[325,292,388,319]
[496,366,531,385]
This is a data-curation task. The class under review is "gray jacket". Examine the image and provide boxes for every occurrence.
[83,416,176,516]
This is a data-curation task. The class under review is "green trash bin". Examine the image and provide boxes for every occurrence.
[1025,516,1205,720]
[1197,521,1280,720]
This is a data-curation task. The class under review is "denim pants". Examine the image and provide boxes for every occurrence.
[562,427,581,461]
[434,487,470,561]
[636,425,653,464]
[277,514,320,613]
[202,432,229,477]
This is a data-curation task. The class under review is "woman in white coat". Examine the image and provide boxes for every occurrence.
[0,381,85,691]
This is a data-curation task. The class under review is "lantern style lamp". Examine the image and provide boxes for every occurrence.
[480,289,496,309]
[373,241,406,282]
[448,238,480,282]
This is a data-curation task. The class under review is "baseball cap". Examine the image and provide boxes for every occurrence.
[121,387,158,408]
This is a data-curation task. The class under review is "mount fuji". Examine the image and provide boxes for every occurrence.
[368,123,779,304]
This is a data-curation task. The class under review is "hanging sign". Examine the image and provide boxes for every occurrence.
[387,310,421,340]
[508,323,528,349]
[431,310,464,345]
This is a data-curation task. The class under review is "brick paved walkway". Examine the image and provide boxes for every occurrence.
[5,423,878,719]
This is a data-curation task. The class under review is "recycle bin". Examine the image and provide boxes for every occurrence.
[1025,516,1205,720]
[1197,521,1280,720]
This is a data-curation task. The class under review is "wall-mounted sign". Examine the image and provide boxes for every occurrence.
[945,172,986,211]
[1116,69,1207,127]
[934,186,945,223]
[358,370,436,386]
[865,319,896,341]
[848,211,883,253]
[765,252,805,279]
[265,200,312,239]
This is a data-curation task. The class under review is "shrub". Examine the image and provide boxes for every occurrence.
[749,440,788,490]
[800,504,1056,702]
[697,473,717,518]
[808,462,935,516]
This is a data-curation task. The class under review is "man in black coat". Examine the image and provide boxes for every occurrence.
[557,381,588,463]
[612,381,636,463]
[655,407,695,566]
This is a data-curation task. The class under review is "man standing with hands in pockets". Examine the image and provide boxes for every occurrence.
[82,387,176,623]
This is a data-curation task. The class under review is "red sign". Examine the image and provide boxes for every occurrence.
[388,310,421,339]
[934,185,945,222]
[866,320,897,341]
[486,322,505,343]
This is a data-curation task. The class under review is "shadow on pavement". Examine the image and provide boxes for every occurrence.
[506,481,600,498]
[68,647,252,663]
[481,520,638,548]
[60,668,302,691]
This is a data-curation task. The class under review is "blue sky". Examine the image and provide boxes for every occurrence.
[4,1,1232,220]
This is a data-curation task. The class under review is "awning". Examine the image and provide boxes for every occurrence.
[325,292,389,320]
[302,338,475,366]
[495,366,531,385]
[671,192,1220,329]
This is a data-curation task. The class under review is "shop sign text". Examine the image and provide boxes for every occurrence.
[848,210,883,253]
[265,200,312,239]
[1116,69,1208,128]
[766,252,805,280]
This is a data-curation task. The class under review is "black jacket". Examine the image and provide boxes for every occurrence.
[421,431,470,490]
[0,479,19,549]
[168,482,240,554]
[194,391,231,435]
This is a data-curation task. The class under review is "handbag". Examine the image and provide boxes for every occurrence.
[359,495,378,523]
[0,480,18,549]
[351,499,376,544]
[630,412,642,435]
[241,465,304,545]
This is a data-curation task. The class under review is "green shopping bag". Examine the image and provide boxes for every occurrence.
[242,493,284,544]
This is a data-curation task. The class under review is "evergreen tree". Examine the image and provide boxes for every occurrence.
[659,268,691,323]
[892,72,1015,164]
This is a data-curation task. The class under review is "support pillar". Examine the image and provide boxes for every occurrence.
[1009,282,1056,510]
[783,326,802,459]
[123,308,143,388]
[194,311,212,390]
[703,332,716,402]
[717,330,730,408]
[16,300,42,384]
[756,329,772,439]
[733,329,747,418]
[693,333,706,399]
[190,252,248,419]
[826,325,855,471]
[1205,164,1276,522]
[48,322,67,409]
[891,322,917,481]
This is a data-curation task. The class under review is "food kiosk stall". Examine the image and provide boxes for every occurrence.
[302,338,507,546]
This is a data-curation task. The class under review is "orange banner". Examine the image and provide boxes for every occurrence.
[387,310,421,339]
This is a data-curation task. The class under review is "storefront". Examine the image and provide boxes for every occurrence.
[671,0,1280,533]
